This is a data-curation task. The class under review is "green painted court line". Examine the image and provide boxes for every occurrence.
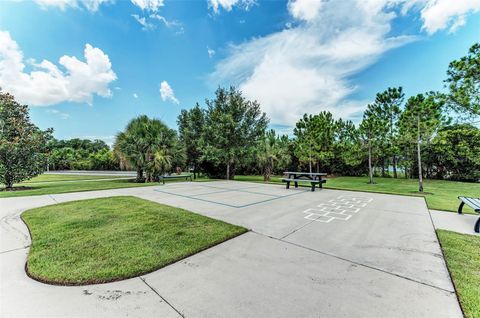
[154,188,241,208]
[196,184,282,198]
[235,190,309,208]
[153,187,310,208]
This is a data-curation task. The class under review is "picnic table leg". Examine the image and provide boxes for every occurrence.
[319,177,323,188]
[286,181,290,189]
[475,217,480,233]
[294,181,298,188]
[311,182,315,192]
[457,201,464,214]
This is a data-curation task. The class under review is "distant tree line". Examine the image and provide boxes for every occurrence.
[47,138,118,171]
[2,43,479,191]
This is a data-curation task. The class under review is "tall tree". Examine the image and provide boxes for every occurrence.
[399,93,444,192]
[294,111,336,173]
[114,115,176,182]
[359,104,383,184]
[431,124,480,181]
[256,130,291,182]
[374,87,404,178]
[0,92,52,189]
[177,104,205,179]
[202,87,268,180]
[334,119,363,175]
[445,43,480,118]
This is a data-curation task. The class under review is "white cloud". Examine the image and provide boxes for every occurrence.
[209,0,417,126]
[46,108,70,119]
[159,81,179,104]
[208,0,256,13]
[0,30,117,106]
[150,14,184,33]
[133,93,138,98]
[207,46,216,58]
[131,0,164,12]
[418,0,480,34]
[34,0,111,12]
[132,14,155,30]
[287,0,323,22]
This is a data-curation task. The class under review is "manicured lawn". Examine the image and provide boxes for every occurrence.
[22,196,247,285]
[0,175,211,198]
[234,175,480,213]
[0,178,157,198]
[437,230,480,318]
[23,174,128,183]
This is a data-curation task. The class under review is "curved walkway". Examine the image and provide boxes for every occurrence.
[0,182,463,317]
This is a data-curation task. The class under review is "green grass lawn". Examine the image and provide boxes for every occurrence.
[437,230,480,318]
[22,196,247,285]
[234,175,480,213]
[23,173,128,183]
[0,175,211,198]
[0,178,157,198]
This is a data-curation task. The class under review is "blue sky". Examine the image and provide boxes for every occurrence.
[1,0,479,144]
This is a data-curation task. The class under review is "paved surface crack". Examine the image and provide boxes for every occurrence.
[0,245,29,255]
[48,195,59,203]
[279,215,324,240]
[139,277,185,317]
[253,230,455,295]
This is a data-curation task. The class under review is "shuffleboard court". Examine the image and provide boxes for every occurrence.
[0,181,462,317]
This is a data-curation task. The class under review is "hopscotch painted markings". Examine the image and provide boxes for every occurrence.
[303,195,373,223]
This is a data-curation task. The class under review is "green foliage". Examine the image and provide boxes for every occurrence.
[0,92,52,188]
[431,124,480,181]
[445,42,480,117]
[201,87,268,179]
[114,115,177,182]
[293,111,336,172]
[47,138,115,171]
[256,129,291,181]
[177,104,205,178]
[399,93,445,191]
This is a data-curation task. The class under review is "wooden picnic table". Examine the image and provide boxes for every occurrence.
[282,171,327,192]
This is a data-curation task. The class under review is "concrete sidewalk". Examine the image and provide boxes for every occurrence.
[0,182,463,317]
[430,209,480,235]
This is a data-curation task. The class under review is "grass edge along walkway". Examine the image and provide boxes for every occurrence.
[437,230,480,318]
[0,176,212,198]
[22,196,247,285]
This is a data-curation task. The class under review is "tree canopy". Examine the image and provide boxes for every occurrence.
[0,92,52,189]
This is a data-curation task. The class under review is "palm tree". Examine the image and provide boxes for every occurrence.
[257,130,291,182]
[146,148,172,182]
[114,115,177,183]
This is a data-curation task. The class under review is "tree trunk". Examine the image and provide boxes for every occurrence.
[226,161,230,180]
[392,154,397,178]
[316,161,319,173]
[381,158,386,177]
[5,176,13,190]
[136,168,144,183]
[417,116,423,192]
[368,141,373,184]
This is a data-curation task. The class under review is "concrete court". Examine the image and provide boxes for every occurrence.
[0,181,462,317]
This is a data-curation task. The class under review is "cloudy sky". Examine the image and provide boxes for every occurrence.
[1,0,479,143]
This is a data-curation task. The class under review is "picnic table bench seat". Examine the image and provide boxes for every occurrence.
[282,178,325,192]
[457,196,480,233]
[159,174,193,185]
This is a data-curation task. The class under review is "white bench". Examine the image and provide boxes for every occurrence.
[457,196,480,233]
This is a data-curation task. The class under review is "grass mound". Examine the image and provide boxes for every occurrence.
[22,196,247,285]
